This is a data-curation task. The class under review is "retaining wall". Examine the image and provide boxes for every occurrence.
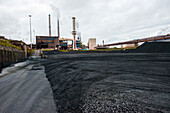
[0,45,25,68]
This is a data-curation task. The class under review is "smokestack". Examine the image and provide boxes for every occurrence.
[57,19,60,38]
[49,14,51,37]
[72,17,76,50]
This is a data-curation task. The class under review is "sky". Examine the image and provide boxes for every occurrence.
[0,0,170,45]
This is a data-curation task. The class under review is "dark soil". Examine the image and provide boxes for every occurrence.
[42,53,170,113]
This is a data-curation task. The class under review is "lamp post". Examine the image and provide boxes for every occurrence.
[29,15,32,49]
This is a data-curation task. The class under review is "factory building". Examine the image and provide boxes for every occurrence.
[35,15,82,50]
[59,38,73,50]
[76,40,81,48]
[88,38,96,50]
[59,38,81,50]
[36,36,81,50]
[36,36,59,49]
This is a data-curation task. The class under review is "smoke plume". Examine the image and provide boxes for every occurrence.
[50,4,60,20]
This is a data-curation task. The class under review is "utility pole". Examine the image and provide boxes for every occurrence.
[29,15,32,49]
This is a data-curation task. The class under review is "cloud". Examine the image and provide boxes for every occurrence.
[0,0,170,45]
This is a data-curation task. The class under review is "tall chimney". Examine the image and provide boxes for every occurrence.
[72,17,76,50]
[49,14,51,37]
[57,19,60,38]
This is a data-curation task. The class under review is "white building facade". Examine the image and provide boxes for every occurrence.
[88,38,96,50]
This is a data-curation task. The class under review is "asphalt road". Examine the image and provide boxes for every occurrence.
[0,59,56,113]
[43,53,170,113]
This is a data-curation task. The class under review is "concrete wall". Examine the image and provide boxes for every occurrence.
[0,45,25,68]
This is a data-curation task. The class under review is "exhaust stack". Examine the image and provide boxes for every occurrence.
[72,17,76,50]
[49,14,51,37]
[57,19,60,38]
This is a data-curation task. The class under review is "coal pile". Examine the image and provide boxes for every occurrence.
[43,50,126,55]
[43,50,67,55]
[43,50,123,55]
[43,42,170,55]
[43,53,170,113]
[133,42,170,53]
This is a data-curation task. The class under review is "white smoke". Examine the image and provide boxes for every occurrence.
[50,4,60,20]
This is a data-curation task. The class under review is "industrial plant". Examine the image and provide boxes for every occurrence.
[1,15,170,113]
[35,15,82,50]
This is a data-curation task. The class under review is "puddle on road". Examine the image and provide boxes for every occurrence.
[0,55,45,77]
[0,60,30,77]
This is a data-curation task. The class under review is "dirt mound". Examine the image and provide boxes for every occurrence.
[133,42,170,53]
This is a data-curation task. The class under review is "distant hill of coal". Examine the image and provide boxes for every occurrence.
[43,50,67,55]
[43,50,123,55]
[132,42,170,53]
[43,42,170,55]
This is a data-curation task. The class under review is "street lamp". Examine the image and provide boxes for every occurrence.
[29,15,32,49]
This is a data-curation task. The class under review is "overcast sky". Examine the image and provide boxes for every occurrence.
[0,0,170,45]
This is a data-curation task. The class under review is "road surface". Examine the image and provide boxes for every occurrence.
[0,59,56,113]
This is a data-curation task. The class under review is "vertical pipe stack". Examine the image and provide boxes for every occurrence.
[72,17,76,50]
